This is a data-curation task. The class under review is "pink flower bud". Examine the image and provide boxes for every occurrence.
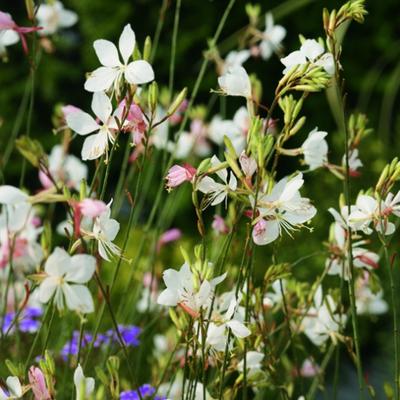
[212,215,229,235]
[29,366,51,400]
[166,164,196,189]
[239,151,257,177]
[157,228,182,252]
[79,199,107,218]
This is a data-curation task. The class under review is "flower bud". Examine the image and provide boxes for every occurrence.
[143,36,152,62]
[167,87,188,117]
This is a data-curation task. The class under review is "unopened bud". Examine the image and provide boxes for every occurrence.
[167,87,188,116]
[143,36,152,62]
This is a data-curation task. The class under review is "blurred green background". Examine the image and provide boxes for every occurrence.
[0,0,399,398]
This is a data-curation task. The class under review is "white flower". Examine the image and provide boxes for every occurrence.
[259,13,286,60]
[74,364,95,400]
[0,185,31,232]
[0,377,22,399]
[252,173,317,245]
[281,39,334,75]
[356,281,388,316]
[36,1,78,35]
[84,24,154,92]
[348,194,398,235]
[38,247,96,313]
[197,156,237,207]
[157,263,226,316]
[66,92,118,160]
[345,149,363,174]
[90,206,121,261]
[263,279,285,307]
[326,221,379,280]
[218,66,251,98]
[206,296,250,351]
[0,29,19,56]
[223,49,251,73]
[39,145,88,191]
[301,128,328,170]
[208,107,249,154]
[237,351,264,377]
[301,286,346,346]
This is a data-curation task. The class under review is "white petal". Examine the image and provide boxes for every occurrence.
[300,39,324,61]
[93,39,120,67]
[91,92,112,123]
[66,254,96,283]
[39,278,58,304]
[81,131,108,160]
[63,284,94,313]
[45,247,70,276]
[226,320,251,338]
[125,60,155,84]
[6,376,22,397]
[84,66,119,92]
[196,280,211,307]
[0,185,28,204]
[157,289,179,306]
[66,110,99,135]
[252,219,280,245]
[58,9,78,28]
[119,24,136,65]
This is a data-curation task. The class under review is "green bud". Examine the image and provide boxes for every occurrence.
[223,135,237,159]
[167,87,188,116]
[169,308,181,330]
[16,136,47,168]
[132,45,142,61]
[225,153,243,180]
[5,359,21,377]
[143,36,152,62]
[79,179,87,201]
[25,0,35,20]
[288,116,306,136]
[197,158,211,175]
[148,81,158,114]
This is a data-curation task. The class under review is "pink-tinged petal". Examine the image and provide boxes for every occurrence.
[63,283,94,313]
[125,60,154,84]
[91,92,112,123]
[84,66,118,92]
[66,110,99,135]
[252,219,280,245]
[81,131,108,160]
[93,39,120,67]
[0,12,15,29]
[66,254,96,283]
[119,24,136,65]
[79,199,107,218]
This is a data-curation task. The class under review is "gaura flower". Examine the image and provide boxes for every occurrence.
[237,351,264,377]
[157,263,226,317]
[301,128,328,170]
[38,247,96,313]
[222,49,250,73]
[28,367,51,400]
[196,156,237,207]
[166,164,196,189]
[259,13,286,60]
[281,38,334,75]
[0,376,22,399]
[0,27,19,57]
[36,1,78,35]
[84,24,154,92]
[73,364,95,400]
[39,145,88,191]
[218,66,251,98]
[66,92,118,160]
[252,173,317,245]
[301,286,346,346]
[0,11,41,54]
